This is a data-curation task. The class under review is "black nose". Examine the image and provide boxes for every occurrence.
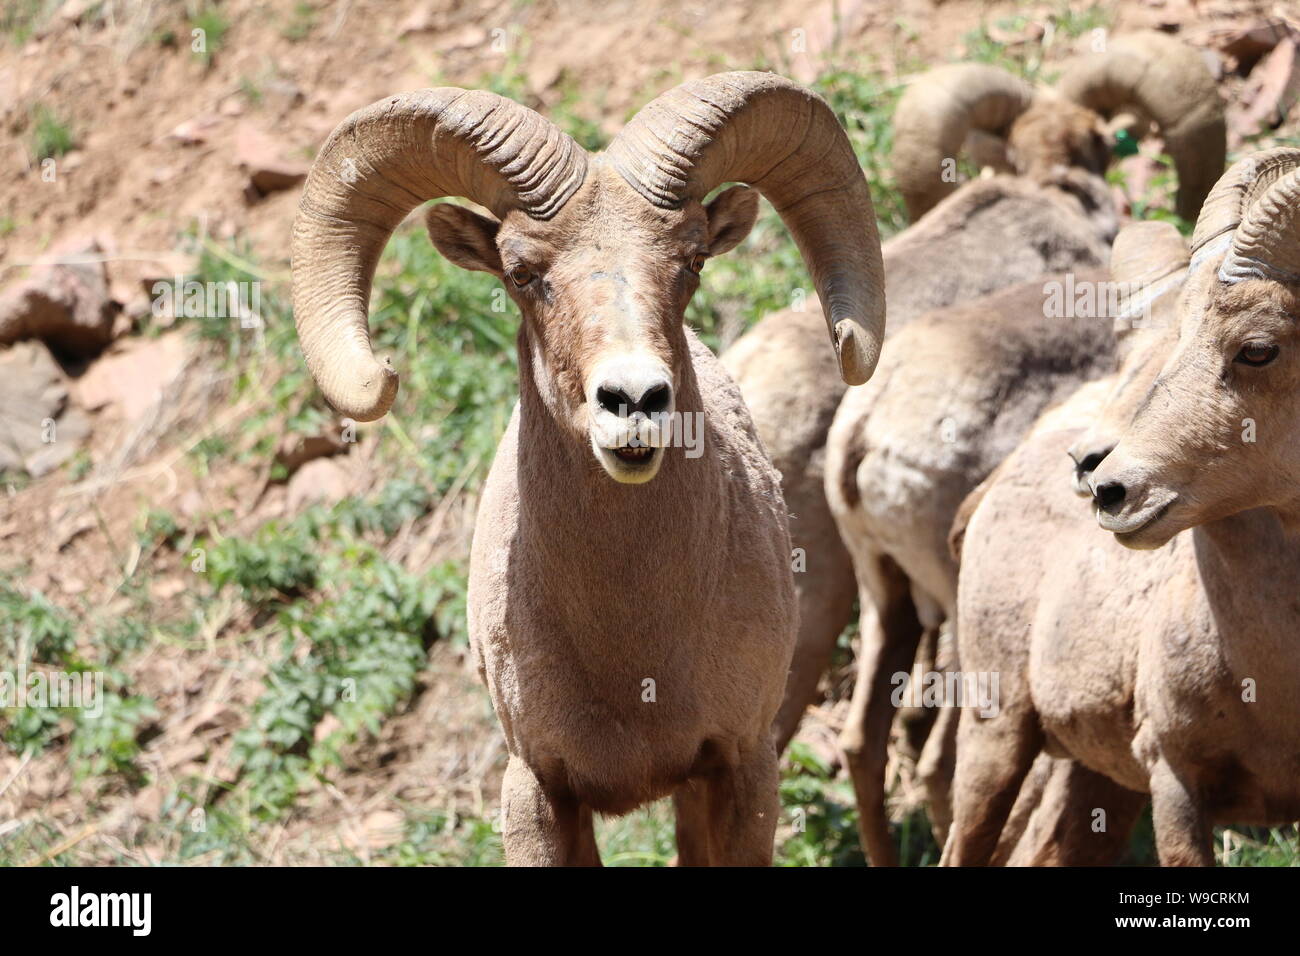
[1092,479,1127,512]
[596,382,672,417]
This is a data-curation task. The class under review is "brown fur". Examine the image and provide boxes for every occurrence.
[824,275,1118,864]
[725,170,1115,765]
[438,166,801,865]
[1006,99,1110,184]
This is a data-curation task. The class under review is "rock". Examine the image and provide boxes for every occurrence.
[436,24,489,53]
[0,340,89,477]
[73,332,189,421]
[263,77,305,115]
[1231,36,1300,141]
[286,457,351,513]
[235,123,308,198]
[1205,17,1296,70]
[0,237,117,355]
[274,430,348,476]
[167,114,222,146]
[398,6,443,37]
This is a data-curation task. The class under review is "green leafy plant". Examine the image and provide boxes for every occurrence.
[31,105,75,161]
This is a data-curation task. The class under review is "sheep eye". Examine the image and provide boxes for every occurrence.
[509,265,534,288]
[688,253,708,275]
[1235,342,1279,367]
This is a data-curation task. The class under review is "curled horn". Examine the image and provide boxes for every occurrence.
[1217,150,1300,284]
[890,64,1036,221]
[1059,30,1226,221]
[607,71,886,385]
[291,89,587,420]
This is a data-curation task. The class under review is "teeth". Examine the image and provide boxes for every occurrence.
[613,445,653,461]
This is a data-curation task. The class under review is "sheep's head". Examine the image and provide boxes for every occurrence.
[890,30,1225,223]
[424,171,758,482]
[1090,149,1300,547]
[1066,220,1188,496]
[1005,97,1112,183]
[292,74,885,485]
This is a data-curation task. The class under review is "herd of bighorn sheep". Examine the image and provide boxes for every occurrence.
[290,28,1298,865]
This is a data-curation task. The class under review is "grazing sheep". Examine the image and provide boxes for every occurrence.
[728,32,1223,772]
[893,30,1226,222]
[290,73,886,865]
[825,274,1118,863]
[813,37,1223,866]
[943,150,1300,866]
[944,234,1188,865]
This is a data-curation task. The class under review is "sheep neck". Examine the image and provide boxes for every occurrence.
[511,326,730,639]
[1191,508,1300,657]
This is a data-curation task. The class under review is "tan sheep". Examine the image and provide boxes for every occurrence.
[725,32,1223,790]
[812,35,1222,866]
[290,73,887,865]
[893,30,1226,221]
[944,150,1300,865]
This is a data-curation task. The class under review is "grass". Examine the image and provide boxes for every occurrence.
[280,1,317,43]
[30,105,75,161]
[191,3,230,69]
[0,0,54,47]
[6,47,1296,868]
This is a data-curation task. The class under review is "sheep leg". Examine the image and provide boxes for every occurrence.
[1002,756,1146,866]
[702,741,782,866]
[941,705,1042,866]
[771,558,858,754]
[672,779,713,866]
[896,625,940,761]
[838,554,924,867]
[771,604,844,755]
[1149,760,1213,866]
[501,755,602,867]
[916,700,959,847]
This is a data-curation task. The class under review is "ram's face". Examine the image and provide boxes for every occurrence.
[1091,270,1300,548]
[425,168,759,483]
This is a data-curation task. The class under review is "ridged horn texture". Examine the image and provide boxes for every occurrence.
[292,89,587,421]
[1215,149,1300,284]
[1058,30,1226,221]
[889,64,1035,221]
[607,71,886,385]
[605,71,883,385]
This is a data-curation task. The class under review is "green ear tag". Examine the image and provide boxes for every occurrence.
[1112,128,1139,158]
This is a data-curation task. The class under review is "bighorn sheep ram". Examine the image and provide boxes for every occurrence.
[894,30,1225,221]
[812,35,1221,866]
[290,73,886,866]
[727,31,1224,779]
[944,149,1300,866]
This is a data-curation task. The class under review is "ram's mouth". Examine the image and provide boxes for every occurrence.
[1099,493,1178,550]
[612,444,655,464]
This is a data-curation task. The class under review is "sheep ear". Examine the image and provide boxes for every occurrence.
[424,203,503,275]
[704,185,759,256]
